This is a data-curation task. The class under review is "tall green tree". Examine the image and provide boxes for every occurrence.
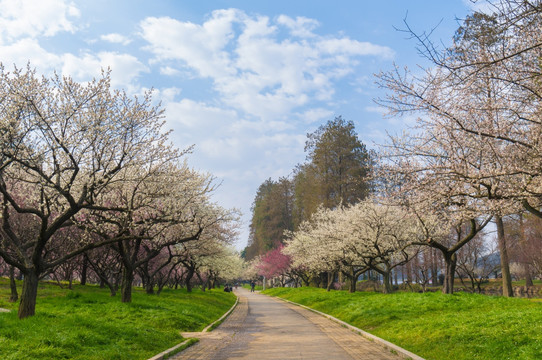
[302,116,373,209]
[245,177,294,260]
[291,163,321,230]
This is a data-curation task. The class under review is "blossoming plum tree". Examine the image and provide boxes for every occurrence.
[284,199,417,293]
[0,66,182,318]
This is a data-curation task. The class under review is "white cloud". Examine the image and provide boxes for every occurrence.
[276,15,319,38]
[158,87,182,102]
[140,9,395,121]
[0,41,147,93]
[297,108,334,124]
[365,106,388,115]
[163,97,305,166]
[61,51,148,90]
[317,38,395,59]
[0,38,62,71]
[100,33,132,45]
[0,0,80,42]
[140,9,240,78]
[165,98,238,129]
[159,66,181,76]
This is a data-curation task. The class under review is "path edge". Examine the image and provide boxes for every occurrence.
[147,294,239,360]
[269,295,425,360]
[202,295,239,332]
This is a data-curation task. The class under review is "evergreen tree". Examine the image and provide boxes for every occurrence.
[302,116,373,209]
[245,177,294,260]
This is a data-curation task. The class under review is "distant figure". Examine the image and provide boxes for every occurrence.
[250,281,255,292]
[224,284,231,292]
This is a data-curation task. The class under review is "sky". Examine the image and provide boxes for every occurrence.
[0,0,480,249]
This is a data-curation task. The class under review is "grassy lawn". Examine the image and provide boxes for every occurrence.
[263,287,542,360]
[0,278,235,360]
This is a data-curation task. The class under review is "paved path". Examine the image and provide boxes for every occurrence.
[172,288,402,360]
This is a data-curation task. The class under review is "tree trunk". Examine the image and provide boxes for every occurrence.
[442,252,457,294]
[519,213,534,287]
[18,270,39,319]
[406,262,413,284]
[301,273,310,287]
[108,282,117,297]
[431,248,439,287]
[382,271,393,294]
[9,266,18,303]
[495,215,514,297]
[326,271,334,291]
[525,266,533,287]
[80,256,88,286]
[121,268,134,303]
[157,282,165,295]
[349,267,356,293]
[185,267,195,293]
[320,272,327,289]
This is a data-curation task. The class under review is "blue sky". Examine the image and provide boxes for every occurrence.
[0,0,478,249]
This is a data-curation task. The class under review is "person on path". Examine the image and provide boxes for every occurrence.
[250,281,255,292]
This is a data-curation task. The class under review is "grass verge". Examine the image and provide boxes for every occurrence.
[263,287,542,360]
[0,278,235,360]
[162,338,199,360]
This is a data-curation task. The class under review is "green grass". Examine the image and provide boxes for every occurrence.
[0,278,235,360]
[263,287,542,360]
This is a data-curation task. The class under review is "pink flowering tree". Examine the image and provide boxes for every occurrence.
[255,246,292,287]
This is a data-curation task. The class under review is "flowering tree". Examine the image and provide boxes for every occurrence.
[243,257,261,282]
[83,245,123,296]
[197,244,244,288]
[376,1,542,296]
[456,234,500,293]
[0,257,18,302]
[284,199,417,293]
[507,213,542,282]
[0,67,178,318]
[82,162,235,302]
[175,218,239,292]
[339,200,418,293]
[284,206,345,291]
[255,246,292,287]
[136,245,180,294]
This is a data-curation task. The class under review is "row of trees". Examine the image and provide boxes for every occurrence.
[375,0,542,296]
[1,236,244,296]
[244,116,374,260]
[248,1,542,297]
[0,67,241,318]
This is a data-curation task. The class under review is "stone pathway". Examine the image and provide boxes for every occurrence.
[171,288,405,360]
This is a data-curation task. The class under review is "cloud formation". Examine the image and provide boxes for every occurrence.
[0,1,403,248]
[0,0,79,42]
[140,9,395,121]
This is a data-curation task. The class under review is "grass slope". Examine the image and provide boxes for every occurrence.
[264,287,542,360]
[0,279,235,360]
